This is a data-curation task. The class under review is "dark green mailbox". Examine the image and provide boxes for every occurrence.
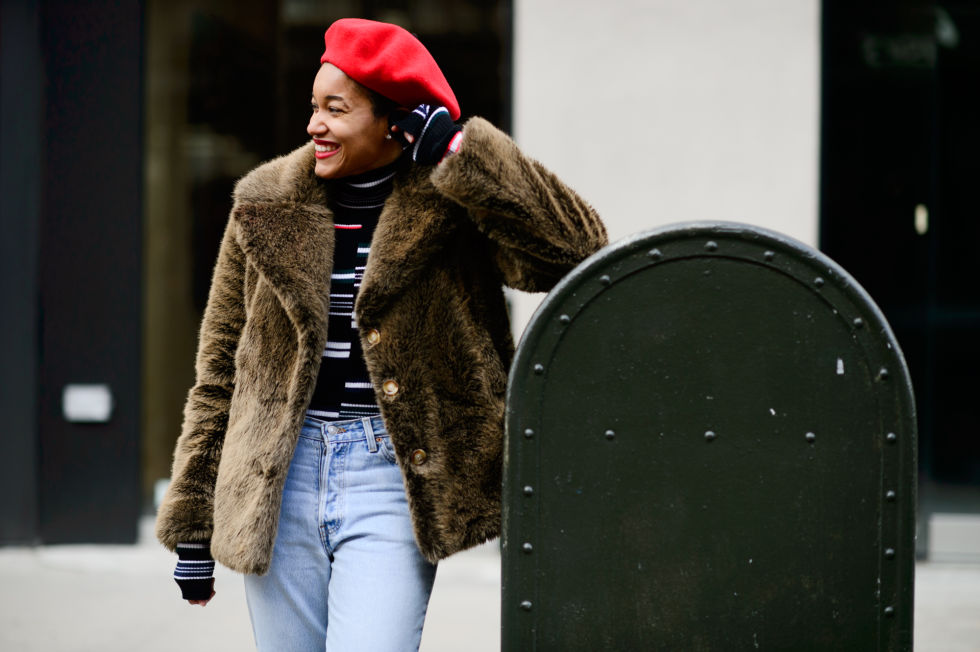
[503,222,916,651]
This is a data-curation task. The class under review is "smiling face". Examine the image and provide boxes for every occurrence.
[307,63,401,179]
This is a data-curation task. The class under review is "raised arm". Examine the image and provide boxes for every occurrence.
[430,117,608,292]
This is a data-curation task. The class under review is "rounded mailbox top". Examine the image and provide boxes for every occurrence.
[503,221,917,651]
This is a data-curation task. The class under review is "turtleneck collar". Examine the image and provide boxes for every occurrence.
[327,155,405,210]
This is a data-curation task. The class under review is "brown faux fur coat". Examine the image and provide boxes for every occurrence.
[155,117,607,574]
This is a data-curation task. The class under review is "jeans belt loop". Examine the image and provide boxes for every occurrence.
[362,416,379,453]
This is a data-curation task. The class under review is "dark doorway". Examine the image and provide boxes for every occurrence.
[36,0,144,543]
[821,0,980,554]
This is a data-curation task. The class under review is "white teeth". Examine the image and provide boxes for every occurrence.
[314,142,338,152]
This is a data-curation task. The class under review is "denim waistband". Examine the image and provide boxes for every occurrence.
[302,415,388,446]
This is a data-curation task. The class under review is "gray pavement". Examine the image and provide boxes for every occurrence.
[0,517,977,651]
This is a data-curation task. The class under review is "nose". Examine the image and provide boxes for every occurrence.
[307,112,326,137]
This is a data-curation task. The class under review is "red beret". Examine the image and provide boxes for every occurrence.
[320,18,460,120]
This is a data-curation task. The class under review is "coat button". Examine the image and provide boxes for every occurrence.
[411,449,428,465]
[382,379,399,396]
[366,329,380,346]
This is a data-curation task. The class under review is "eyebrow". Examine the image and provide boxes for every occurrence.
[311,93,352,108]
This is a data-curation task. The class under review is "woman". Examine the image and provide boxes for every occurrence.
[156,17,606,651]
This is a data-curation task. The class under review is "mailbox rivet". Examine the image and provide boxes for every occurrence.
[885,548,896,559]
[524,428,534,439]
[886,490,896,502]
[648,248,663,260]
[704,430,717,442]
[705,241,718,252]
[878,367,890,381]
[523,485,534,496]
[605,429,615,440]
[559,314,571,325]
[814,276,825,288]
[853,317,865,328]
[805,432,816,443]
[599,275,612,286]
[886,432,897,444]
[884,606,895,617]
[764,250,775,261]
[533,364,544,375]
[520,600,533,611]
[522,542,533,553]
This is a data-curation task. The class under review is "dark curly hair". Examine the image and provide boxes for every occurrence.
[352,80,401,119]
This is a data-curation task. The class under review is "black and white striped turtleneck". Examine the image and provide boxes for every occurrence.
[306,158,400,421]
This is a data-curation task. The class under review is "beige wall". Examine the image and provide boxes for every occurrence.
[508,0,820,337]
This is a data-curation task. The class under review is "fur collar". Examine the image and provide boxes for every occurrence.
[230,142,461,333]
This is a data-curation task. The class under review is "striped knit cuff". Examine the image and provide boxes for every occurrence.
[442,131,463,161]
[174,542,215,601]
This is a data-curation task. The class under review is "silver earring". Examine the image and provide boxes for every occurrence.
[385,133,392,140]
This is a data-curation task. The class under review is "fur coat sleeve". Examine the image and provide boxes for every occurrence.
[156,221,246,547]
[431,118,607,291]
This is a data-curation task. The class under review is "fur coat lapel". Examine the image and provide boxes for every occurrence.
[357,164,459,319]
[231,142,459,330]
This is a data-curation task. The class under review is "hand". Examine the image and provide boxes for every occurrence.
[186,579,216,606]
[391,104,462,165]
[188,591,215,606]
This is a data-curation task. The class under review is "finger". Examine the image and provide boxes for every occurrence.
[202,589,216,606]
[390,125,413,144]
[187,589,216,606]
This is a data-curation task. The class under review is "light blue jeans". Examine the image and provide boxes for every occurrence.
[243,416,437,651]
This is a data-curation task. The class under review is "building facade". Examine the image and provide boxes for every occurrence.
[1,0,976,560]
